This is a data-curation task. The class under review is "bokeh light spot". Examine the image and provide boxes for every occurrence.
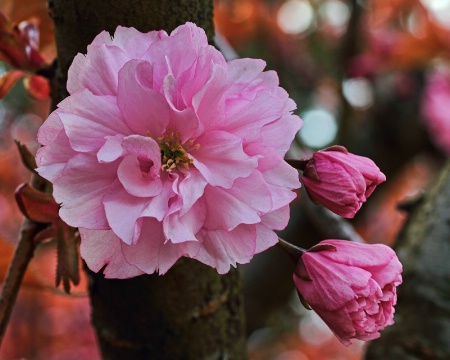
[277,0,314,34]
[319,0,350,28]
[421,0,450,28]
[298,108,338,148]
[342,78,374,109]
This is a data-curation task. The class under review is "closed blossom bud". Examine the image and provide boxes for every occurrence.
[293,240,402,346]
[301,146,386,218]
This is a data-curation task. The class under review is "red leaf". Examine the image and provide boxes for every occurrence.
[15,183,59,223]
[0,28,28,68]
[23,74,49,100]
[0,69,23,98]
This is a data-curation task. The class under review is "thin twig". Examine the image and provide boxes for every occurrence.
[0,174,47,346]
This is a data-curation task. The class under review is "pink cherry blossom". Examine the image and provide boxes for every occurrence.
[301,146,385,218]
[35,23,302,278]
[422,69,450,155]
[293,240,402,346]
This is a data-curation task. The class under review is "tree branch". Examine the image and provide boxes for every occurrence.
[365,159,450,359]
[0,174,47,346]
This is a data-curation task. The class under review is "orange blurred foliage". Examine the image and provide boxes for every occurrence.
[367,0,450,70]
[215,0,284,50]
[356,155,437,246]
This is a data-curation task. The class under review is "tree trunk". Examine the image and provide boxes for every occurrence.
[364,160,450,360]
[48,1,247,359]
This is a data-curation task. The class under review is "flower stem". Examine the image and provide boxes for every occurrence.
[276,238,306,263]
[285,158,309,171]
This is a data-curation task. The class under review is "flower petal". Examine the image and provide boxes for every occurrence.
[254,223,279,254]
[58,89,131,152]
[192,64,227,132]
[116,135,163,197]
[67,44,130,95]
[260,205,291,231]
[260,160,300,211]
[117,155,163,197]
[80,228,144,279]
[36,112,64,146]
[121,217,200,275]
[36,114,76,182]
[97,134,124,163]
[178,168,208,215]
[163,199,206,243]
[52,153,116,229]
[202,182,263,231]
[260,111,302,155]
[143,22,206,91]
[117,59,170,136]
[140,173,178,221]
[226,58,268,93]
[298,252,372,310]
[195,225,257,274]
[192,131,258,188]
[103,181,150,245]
[112,26,165,57]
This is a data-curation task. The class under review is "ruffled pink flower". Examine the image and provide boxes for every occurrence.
[301,146,385,218]
[293,240,402,346]
[35,23,302,278]
[422,69,450,155]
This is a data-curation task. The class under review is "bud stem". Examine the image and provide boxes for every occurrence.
[284,158,310,171]
[277,238,306,263]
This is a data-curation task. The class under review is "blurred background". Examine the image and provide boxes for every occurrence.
[0,0,449,359]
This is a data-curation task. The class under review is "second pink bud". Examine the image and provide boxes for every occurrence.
[302,146,386,218]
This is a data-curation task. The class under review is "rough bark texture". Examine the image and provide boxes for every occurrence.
[48,0,214,102]
[365,160,450,360]
[48,1,246,359]
[86,260,245,359]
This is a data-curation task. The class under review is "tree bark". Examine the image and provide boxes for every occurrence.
[86,260,245,359]
[365,160,450,360]
[48,1,247,359]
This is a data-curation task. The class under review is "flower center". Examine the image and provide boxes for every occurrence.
[158,131,193,173]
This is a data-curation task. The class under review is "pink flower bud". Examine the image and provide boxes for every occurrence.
[293,240,402,346]
[302,146,386,218]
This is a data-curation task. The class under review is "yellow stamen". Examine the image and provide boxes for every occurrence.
[158,131,192,173]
